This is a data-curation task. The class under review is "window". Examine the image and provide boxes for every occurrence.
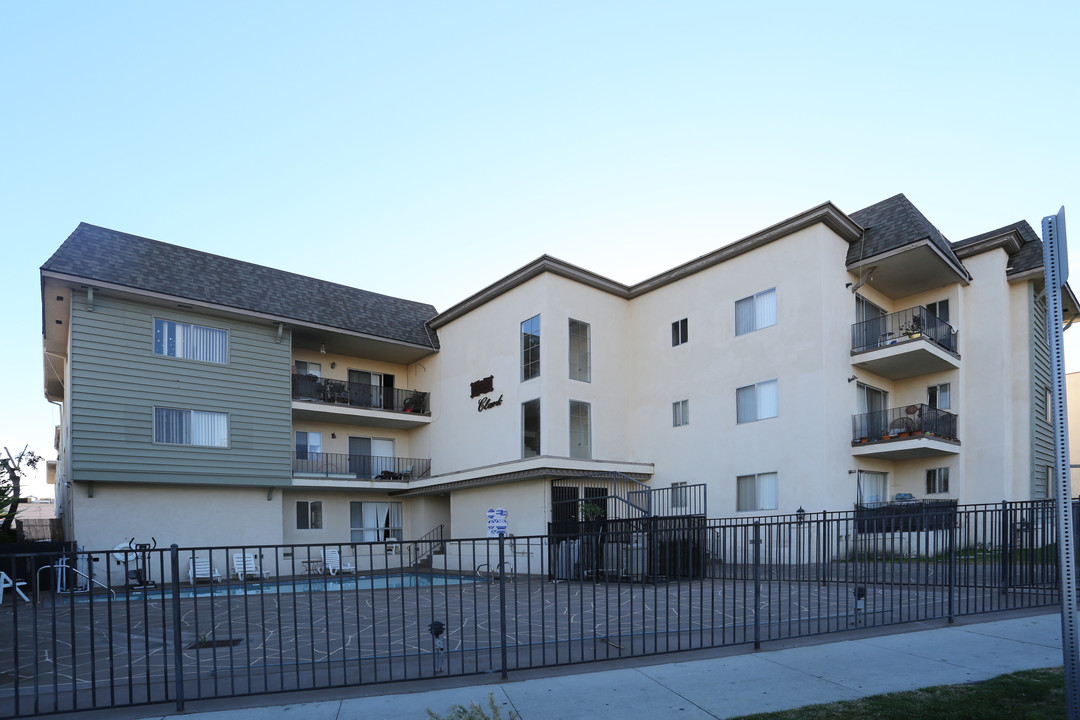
[927,383,951,410]
[735,288,776,336]
[295,431,322,460]
[569,319,591,382]
[295,360,321,377]
[737,472,778,511]
[350,501,403,542]
[736,380,778,423]
[671,481,688,509]
[672,399,689,427]
[154,407,228,447]
[926,467,950,495]
[521,315,540,381]
[671,318,688,346]
[925,299,949,324]
[296,500,323,530]
[569,400,591,459]
[858,471,888,504]
[522,399,541,457]
[154,318,228,364]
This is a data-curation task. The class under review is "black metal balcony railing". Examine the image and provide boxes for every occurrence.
[851,403,958,443]
[293,451,431,480]
[851,305,957,354]
[292,374,430,415]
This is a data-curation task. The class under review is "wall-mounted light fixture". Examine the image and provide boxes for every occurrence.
[330,362,336,369]
[847,375,857,383]
[331,432,337,439]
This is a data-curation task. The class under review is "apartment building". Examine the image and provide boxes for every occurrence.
[40,194,1076,551]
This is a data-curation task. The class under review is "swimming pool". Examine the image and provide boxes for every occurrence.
[85,572,479,601]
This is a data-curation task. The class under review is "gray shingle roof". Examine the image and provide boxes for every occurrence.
[42,223,440,349]
[954,220,1044,276]
[847,194,969,278]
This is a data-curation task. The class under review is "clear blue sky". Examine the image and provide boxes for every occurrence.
[2,2,1078,495]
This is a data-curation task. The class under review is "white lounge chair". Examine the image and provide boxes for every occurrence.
[188,557,222,584]
[322,547,355,576]
[0,571,29,603]
[232,553,270,581]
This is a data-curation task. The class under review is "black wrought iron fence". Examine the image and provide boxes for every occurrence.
[0,500,1064,717]
[292,451,431,480]
[852,403,958,443]
[291,374,430,415]
[851,305,957,354]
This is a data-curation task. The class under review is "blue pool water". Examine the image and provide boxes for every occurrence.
[87,573,478,601]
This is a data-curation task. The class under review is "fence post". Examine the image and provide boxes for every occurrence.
[752,521,761,650]
[498,533,508,680]
[1000,500,1010,595]
[947,512,956,623]
[170,544,184,712]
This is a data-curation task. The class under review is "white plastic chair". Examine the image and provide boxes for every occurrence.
[321,547,355,576]
[232,553,270,581]
[187,557,222,584]
[0,571,29,603]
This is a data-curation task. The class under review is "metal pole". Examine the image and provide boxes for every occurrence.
[1042,207,1079,719]
[170,544,184,713]
[498,533,508,680]
[752,521,761,650]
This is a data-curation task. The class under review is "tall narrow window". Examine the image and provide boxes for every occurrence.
[569,319,591,382]
[734,288,776,336]
[673,399,689,427]
[296,500,323,530]
[522,399,541,457]
[569,400,591,459]
[736,380,778,423]
[671,318,688,346]
[737,473,778,511]
[295,360,322,377]
[926,467,950,494]
[521,315,540,381]
[154,407,228,447]
[671,481,689,509]
[154,318,228,364]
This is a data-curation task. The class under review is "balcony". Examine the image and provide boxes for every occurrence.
[851,404,959,460]
[293,451,431,481]
[292,374,431,429]
[850,306,959,380]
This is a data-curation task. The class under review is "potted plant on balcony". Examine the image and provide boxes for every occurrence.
[900,315,923,339]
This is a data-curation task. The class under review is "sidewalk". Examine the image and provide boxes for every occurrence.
[85,610,1066,720]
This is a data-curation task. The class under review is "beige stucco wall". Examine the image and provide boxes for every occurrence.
[71,483,285,553]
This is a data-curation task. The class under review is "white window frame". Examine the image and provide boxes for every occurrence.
[295,430,322,460]
[153,407,229,448]
[521,315,541,381]
[522,398,541,458]
[858,470,888,504]
[671,481,689,509]
[736,380,778,424]
[735,288,777,336]
[671,318,688,346]
[569,319,591,382]
[737,472,778,512]
[569,400,591,459]
[154,318,228,364]
[927,383,951,410]
[673,399,689,427]
[296,500,323,530]
[350,501,403,542]
[926,467,950,495]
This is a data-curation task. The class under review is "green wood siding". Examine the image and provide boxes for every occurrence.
[68,291,293,486]
[1031,284,1053,499]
